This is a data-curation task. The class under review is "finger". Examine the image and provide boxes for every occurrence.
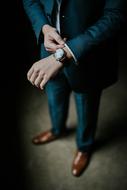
[29,71,39,85]
[45,42,56,51]
[45,43,64,52]
[56,44,65,49]
[40,74,48,90]
[53,33,65,45]
[55,38,67,49]
[45,47,51,51]
[45,47,55,53]
[27,67,34,80]
[34,73,44,87]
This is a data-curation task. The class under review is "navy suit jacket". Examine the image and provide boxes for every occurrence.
[23,0,126,92]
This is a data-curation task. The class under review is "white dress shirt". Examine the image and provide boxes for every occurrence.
[55,0,78,64]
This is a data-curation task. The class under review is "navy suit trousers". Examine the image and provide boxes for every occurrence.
[45,71,102,152]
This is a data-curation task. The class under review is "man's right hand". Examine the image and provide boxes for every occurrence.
[42,24,65,53]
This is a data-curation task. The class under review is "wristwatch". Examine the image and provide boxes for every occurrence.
[53,48,67,64]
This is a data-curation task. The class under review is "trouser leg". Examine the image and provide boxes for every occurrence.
[74,89,102,152]
[45,72,71,136]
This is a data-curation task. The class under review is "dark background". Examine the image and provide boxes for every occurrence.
[1,1,127,189]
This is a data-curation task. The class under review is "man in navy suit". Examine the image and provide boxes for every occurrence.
[23,0,126,176]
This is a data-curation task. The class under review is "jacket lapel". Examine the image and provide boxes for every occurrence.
[44,0,64,14]
[44,0,55,14]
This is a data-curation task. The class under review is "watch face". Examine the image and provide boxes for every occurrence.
[55,49,64,60]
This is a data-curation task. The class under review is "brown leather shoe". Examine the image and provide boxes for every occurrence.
[32,130,59,145]
[72,150,90,177]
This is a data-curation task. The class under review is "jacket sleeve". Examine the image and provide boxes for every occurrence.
[22,0,49,43]
[66,0,127,63]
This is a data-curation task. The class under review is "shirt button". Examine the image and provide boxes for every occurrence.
[62,15,65,18]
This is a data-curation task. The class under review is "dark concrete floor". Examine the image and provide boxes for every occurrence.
[16,43,127,190]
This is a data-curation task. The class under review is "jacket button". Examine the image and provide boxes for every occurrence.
[62,15,65,18]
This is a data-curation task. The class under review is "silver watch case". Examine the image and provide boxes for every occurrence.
[54,48,66,62]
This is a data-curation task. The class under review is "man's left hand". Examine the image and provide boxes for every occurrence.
[27,55,63,89]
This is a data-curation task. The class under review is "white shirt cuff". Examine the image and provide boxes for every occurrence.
[64,43,78,65]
